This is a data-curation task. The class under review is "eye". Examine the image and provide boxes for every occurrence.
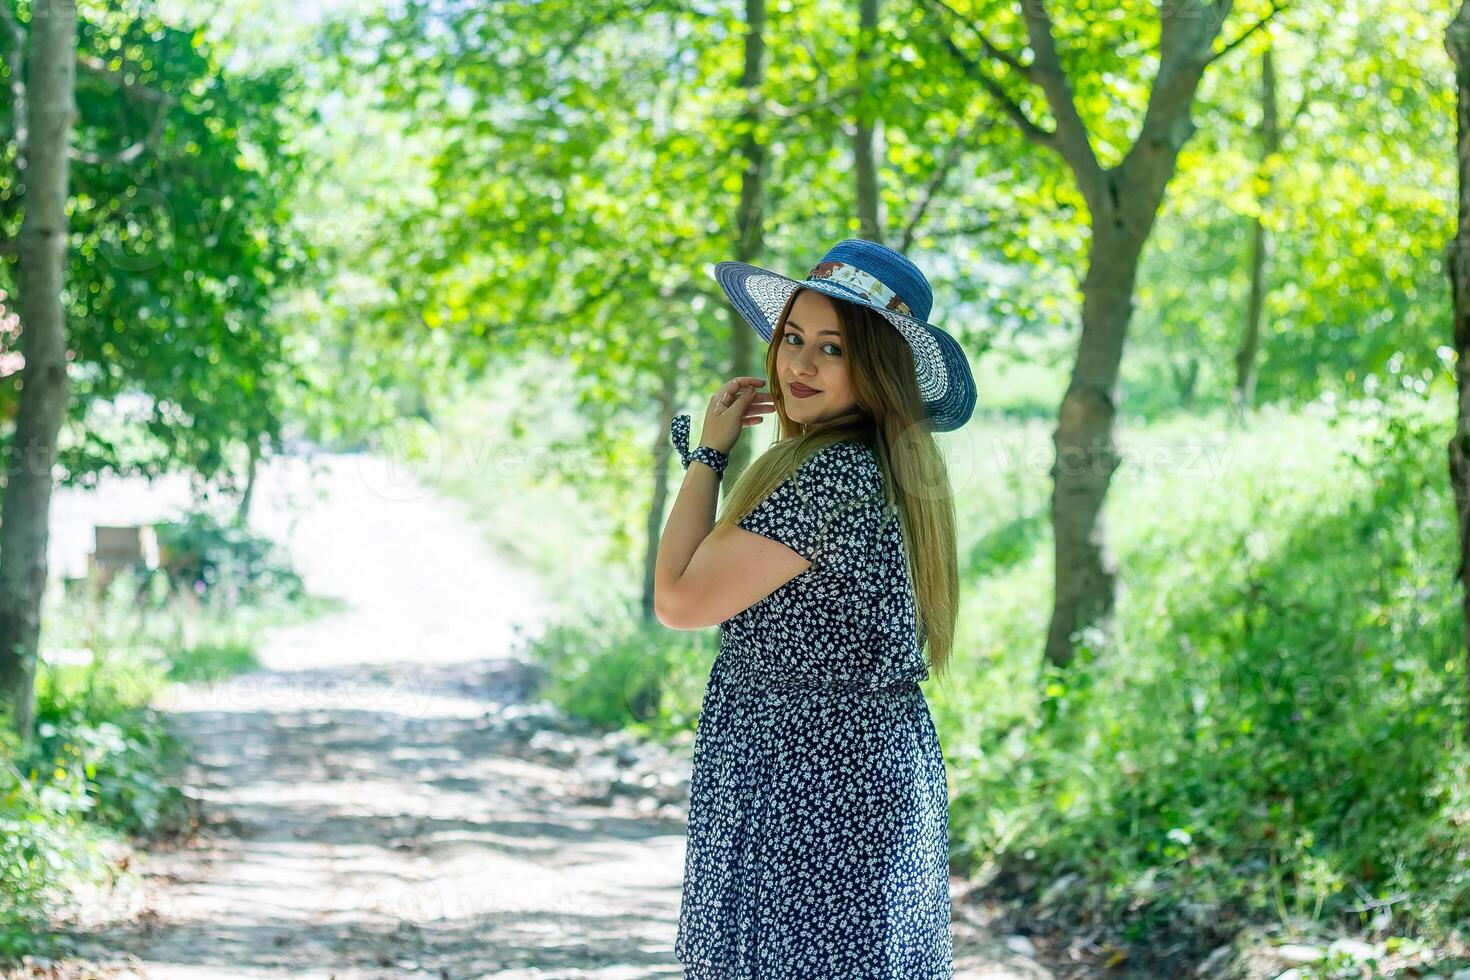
[783,331,842,356]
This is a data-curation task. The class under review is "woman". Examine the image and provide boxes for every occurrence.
[654,238,976,979]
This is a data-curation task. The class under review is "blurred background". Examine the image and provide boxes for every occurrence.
[0,0,1465,977]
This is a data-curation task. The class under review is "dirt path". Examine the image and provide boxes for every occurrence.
[34,451,1045,979]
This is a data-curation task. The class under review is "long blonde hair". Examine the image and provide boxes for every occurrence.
[715,287,960,679]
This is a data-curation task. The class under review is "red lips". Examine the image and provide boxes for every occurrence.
[789,382,820,397]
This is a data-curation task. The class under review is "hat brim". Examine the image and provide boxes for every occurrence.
[711,259,976,433]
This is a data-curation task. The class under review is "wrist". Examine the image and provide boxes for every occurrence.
[669,413,730,478]
[686,444,729,478]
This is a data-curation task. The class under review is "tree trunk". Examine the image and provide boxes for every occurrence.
[1234,44,1279,421]
[0,0,79,742]
[1045,222,1147,668]
[236,433,260,527]
[642,362,679,621]
[1444,2,1470,745]
[854,0,884,244]
[1035,2,1223,670]
[723,0,768,487]
[1171,353,1200,406]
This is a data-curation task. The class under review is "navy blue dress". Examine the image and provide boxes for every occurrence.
[675,439,954,979]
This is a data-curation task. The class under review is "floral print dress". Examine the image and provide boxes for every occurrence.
[674,438,954,980]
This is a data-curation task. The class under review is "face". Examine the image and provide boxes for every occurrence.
[776,289,857,424]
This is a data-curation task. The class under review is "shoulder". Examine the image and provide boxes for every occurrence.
[791,440,883,504]
[735,440,885,563]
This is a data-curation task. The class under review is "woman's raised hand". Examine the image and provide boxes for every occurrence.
[698,376,775,455]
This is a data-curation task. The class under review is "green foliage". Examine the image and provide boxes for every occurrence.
[164,634,259,685]
[0,0,313,484]
[309,0,1084,472]
[31,560,310,842]
[0,720,113,964]
[21,653,193,840]
[52,530,327,692]
[533,613,715,739]
[1137,0,1453,409]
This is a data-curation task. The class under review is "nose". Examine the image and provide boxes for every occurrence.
[790,344,818,378]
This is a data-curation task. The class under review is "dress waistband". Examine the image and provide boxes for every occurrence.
[716,660,922,696]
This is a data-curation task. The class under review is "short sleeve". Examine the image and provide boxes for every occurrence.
[736,442,883,563]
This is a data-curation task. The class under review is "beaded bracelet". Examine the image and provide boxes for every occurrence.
[670,413,729,478]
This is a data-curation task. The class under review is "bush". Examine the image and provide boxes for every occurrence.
[534,612,715,737]
[0,722,112,963]
[0,532,314,965]
[21,657,195,840]
[155,508,303,606]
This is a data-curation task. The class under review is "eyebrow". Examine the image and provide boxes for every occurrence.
[786,318,841,338]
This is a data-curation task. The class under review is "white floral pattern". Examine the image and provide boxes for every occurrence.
[676,440,954,979]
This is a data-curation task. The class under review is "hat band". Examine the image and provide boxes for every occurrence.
[806,261,913,317]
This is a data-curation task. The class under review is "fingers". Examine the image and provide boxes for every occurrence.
[711,378,770,415]
[737,392,776,415]
[716,384,766,409]
[721,377,767,397]
[725,387,759,412]
[733,390,775,405]
[741,397,777,424]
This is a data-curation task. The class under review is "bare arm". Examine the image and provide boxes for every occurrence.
[653,379,810,629]
[653,467,810,629]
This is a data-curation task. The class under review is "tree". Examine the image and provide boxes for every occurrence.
[0,0,78,740]
[1446,1,1470,743]
[923,0,1278,668]
[333,0,1056,622]
[1232,42,1278,418]
[855,0,885,244]
[0,0,307,738]
[723,0,772,484]
[0,3,309,488]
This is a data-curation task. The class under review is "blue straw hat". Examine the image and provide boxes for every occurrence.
[712,239,976,433]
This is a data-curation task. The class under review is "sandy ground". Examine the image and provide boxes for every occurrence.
[26,450,1048,980]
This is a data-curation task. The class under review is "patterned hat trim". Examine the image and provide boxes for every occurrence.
[806,261,914,317]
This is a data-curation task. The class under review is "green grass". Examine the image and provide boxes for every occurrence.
[930,390,1468,957]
